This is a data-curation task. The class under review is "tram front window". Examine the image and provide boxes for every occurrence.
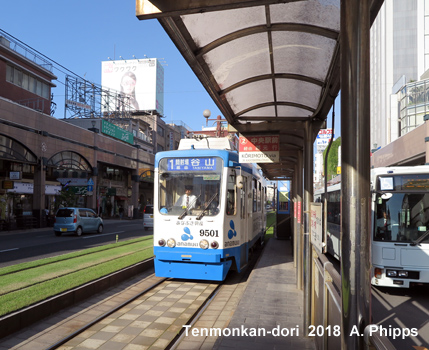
[158,157,222,217]
[374,193,429,243]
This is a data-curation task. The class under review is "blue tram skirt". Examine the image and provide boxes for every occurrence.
[154,247,234,281]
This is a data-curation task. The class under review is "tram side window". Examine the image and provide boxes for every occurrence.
[253,179,257,212]
[226,170,236,215]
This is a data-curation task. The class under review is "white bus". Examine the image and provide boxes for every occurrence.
[315,166,429,288]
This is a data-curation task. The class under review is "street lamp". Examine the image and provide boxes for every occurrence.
[203,109,226,137]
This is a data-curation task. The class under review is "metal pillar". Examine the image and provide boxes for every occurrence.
[295,150,303,290]
[340,0,371,349]
[303,121,313,333]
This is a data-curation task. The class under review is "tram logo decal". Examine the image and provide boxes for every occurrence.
[181,227,194,241]
[228,220,237,239]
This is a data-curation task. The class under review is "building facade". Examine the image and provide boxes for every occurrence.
[0,32,189,230]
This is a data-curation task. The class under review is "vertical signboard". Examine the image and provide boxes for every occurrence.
[101,58,164,115]
[310,202,323,254]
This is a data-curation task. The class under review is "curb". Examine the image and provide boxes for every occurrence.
[0,258,154,340]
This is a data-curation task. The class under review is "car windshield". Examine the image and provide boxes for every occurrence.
[158,156,222,217]
[56,209,74,217]
[144,206,153,214]
[374,192,429,243]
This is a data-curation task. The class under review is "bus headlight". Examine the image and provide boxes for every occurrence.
[398,271,408,277]
[167,238,176,248]
[386,270,397,277]
[200,239,209,249]
[211,241,219,249]
[158,239,166,247]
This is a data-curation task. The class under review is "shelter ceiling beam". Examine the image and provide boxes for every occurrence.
[136,0,305,20]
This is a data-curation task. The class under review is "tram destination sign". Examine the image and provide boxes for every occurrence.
[167,157,217,171]
[238,134,279,163]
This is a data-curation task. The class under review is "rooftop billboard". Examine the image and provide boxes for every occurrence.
[101,58,164,115]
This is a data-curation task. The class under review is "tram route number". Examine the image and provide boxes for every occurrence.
[200,229,219,237]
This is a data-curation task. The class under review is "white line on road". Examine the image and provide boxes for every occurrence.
[82,231,125,239]
[0,248,19,253]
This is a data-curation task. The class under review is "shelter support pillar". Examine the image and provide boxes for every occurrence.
[292,170,297,268]
[295,151,303,290]
[303,121,313,334]
[425,114,429,164]
[340,0,371,349]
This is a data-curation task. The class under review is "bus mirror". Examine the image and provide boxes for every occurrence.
[236,175,244,189]
[381,193,392,200]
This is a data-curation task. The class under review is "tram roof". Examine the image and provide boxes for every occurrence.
[136,0,384,180]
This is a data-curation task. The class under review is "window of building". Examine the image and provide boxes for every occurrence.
[157,126,165,137]
[6,64,50,99]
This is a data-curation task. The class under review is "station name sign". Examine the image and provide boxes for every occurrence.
[238,134,279,163]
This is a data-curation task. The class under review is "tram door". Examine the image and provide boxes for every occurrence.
[239,176,249,269]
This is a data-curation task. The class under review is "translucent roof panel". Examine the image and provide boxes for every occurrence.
[276,79,322,111]
[277,105,312,118]
[269,1,340,31]
[204,33,270,89]
[224,80,274,114]
[272,32,336,81]
[181,7,266,48]
[239,106,276,119]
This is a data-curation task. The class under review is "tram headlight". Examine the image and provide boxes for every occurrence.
[211,241,219,249]
[158,239,166,247]
[167,238,176,248]
[200,239,209,250]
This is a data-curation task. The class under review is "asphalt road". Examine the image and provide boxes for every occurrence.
[0,219,152,268]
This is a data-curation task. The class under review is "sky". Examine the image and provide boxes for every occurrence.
[0,0,224,132]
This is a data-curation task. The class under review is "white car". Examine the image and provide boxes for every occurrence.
[143,204,153,231]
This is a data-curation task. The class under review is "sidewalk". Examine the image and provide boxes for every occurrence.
[177,238,315,349]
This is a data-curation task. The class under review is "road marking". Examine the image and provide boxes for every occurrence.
[82,231,125,239]
[0,248,19,253]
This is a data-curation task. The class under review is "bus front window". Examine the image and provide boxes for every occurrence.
[375,193,429,243]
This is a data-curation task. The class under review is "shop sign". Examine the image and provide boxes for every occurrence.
[2,181,14,189]
[7,182,61,195]
[101,120,134,145]
[9,171,21,180]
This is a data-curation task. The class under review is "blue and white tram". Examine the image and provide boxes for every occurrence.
[153,138,266,281]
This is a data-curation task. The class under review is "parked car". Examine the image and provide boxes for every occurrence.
[143,204,153,231]
[54,207,103,236]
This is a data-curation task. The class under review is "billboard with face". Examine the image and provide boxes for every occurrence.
[101,58,164,115]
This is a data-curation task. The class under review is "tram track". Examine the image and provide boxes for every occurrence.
[28,243,264,350]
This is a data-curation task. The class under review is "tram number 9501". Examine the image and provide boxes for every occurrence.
[200,229,219,237]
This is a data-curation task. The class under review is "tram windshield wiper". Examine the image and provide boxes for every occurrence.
[178,195,200,220]
[197,193,218,220]
[410,229,429,246]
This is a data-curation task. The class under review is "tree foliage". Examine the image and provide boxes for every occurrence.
[322,137,341,180]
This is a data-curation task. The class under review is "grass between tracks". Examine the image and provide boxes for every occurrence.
[0,236,154,317]
[0,212,277,318]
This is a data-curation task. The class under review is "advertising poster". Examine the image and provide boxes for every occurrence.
[101,58,164,115]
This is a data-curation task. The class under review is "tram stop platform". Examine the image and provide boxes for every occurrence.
[0,238,315,350]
